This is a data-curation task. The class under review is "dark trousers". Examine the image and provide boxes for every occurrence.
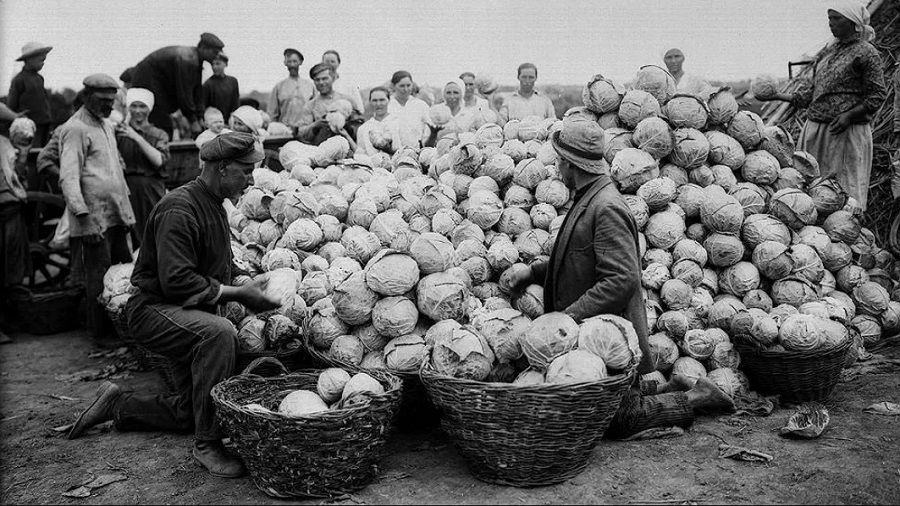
[605,378,694,439]
[125,175,166,249]
[69,226,132,337]
[0,203,28,289]
[120,298,237,441]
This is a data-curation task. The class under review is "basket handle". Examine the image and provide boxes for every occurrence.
[240,356,288,377]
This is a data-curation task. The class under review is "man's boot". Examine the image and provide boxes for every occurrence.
[68,381,122,439]
[193,440,246,478]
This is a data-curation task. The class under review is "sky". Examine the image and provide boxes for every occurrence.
[0,0,839,96]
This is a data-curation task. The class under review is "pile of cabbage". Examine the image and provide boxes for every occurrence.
[100,262,137,313]
[247,368,386,417]
[218,64,898,399]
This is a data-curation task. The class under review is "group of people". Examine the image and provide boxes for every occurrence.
[1,0,898,481]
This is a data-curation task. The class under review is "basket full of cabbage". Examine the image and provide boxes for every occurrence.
[419,312,639,487]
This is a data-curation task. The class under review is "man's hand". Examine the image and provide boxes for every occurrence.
[240,278,282,313]
[75,214,103,244]
[499,263,533,297]
[829,112,853,135]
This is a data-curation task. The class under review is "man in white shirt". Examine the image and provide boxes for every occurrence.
[267,48,316,128]
[322,50,365,115]
[460,72,491,113]
[356,86,400,156]
[386,70,430,149]
[498,63,557,124]
[663,48,712,98]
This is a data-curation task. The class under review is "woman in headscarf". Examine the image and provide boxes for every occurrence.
[230,105,266,138]
[387,71,430,149]
[755,1,886,211]
[425,79,486,146]
[115,88,169,247]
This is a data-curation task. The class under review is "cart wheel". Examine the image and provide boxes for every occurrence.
[23,190,70,289]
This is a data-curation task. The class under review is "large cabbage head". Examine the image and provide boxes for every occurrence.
[852,314,882,345]
[788,244,825,283]
[519,312,580,369]
[779,314,829,351]
[535,178,570,208]
[634,65,676,105]
[312,136,351,167]
[708,342,741,370]
[239,187,274,221]
[611,148,661,194]
[545,350,608,384]
[582,74,626,114]
[822,210,861,245]
[306,297,351,349]
[807,178,847,217]
[636,177,678,212]
[771,277,821,308]
[700,191,744,235]
[473,308,530,362]
[671,357,707,387]
[669,128,710,169]
[730,184,769,218]
[331,271,378,325]
[752,241,794,280]
[383,334,428,372]
[661,278,693,310]
[475,123,504,149]
[853,281,890,317]
[409,232,459,274]
[261,248,301,273]
[706,87,739,126]
[821,241,853,272]
[466,190,505,229]
[618,89,661,129]
[750,74,779,99]
[726,110,765,150]
[371,296,419,338]
[416,272,469,321]
[741,150,780,186]
[431,325,495,380]
[706,368,749,398]
[603,128,635,164]
[664,94,709,130]
[503,185,537,211]
[719,261,760,297]
[278,218,324,252]
[760,125,795,168]
[680,329,716,360]
[705,131,746,170]
[644,211,686,250]
[648,332,680,371]
[769,188,818,230]
[577,314,640,370]
[623,195,651,230]
[364,249,420,296]
[633,117,674,159]
[340,227,381,265]
[707,296,747,330]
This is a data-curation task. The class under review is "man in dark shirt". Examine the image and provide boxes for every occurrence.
[202,53,240,123]
[131,33,225,138]
[67,132,281,478]
[8,42,53,146]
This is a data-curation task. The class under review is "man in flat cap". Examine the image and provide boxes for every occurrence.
[131,33,225,138]
[59,73,135,338]
[68,131,280,479]
[508,111,734,439]
[267,48,315,129]
[8,41,54,146]
[295,62,363,146]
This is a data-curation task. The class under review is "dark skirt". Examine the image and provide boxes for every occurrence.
[125,175,166,249]
[0,203,29,289]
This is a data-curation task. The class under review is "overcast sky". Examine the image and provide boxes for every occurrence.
[1,0,837,95]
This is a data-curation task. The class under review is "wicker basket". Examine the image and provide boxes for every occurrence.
[737,340,851,403]
[211,357,403,499]
[419,360,636,487]
[8,286,83,335]
[106,306,178,394]
[235,347,311,376]
[303,336,439,431]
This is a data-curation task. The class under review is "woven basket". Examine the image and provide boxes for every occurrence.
[235,347,311,376]
[106,306,178,394]
[8,286,83,335]
[419,360,636,487]
[737,339,851,403]
[303,336,439,431]
[211,357,403,499]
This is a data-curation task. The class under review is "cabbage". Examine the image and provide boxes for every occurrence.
[618,89,661,129]
[471,308,529,362]
[708,341,741,370]
[744,289,774,312]
[317,368,352,404]
[789,244,825,283]
[704,233,745,268]
[623,195,651,229]
[807,178,847,216]
[726,110,764,150]
[672,259,703,287]
[642,263,671,291]
[263,313,300,349]
[672,239,708,267]
[331,271,378,325]
[742,150,780,186]
[515,284,545,319]
[633,117,674,159]
[430,325,495,380]
[769,189,818,230]
[643,248,674,269]
[719,261,760,297]
[416,272,469,321]
[637,177,678,212]
[665,95,709,130]
[340,227,381,265]
[706,87,739,126]
[713,165,738,191]
[330,335,365,365]
[648,332,679,372]
[853,281,890,317]
[654,310,687,339]
[529,203,558,231]
[409,232,459,274]
[671,357,707,387]
[821,241,853,272]
[706,368,749,398]
[582,74,626,113]
[771,277,821,308]
[674,184,705,219]
[237,316,266,353]
[644,211,685,250]
[852,314,882,345]
[313,136,351,167]
[611,148,660,193]
[519,312,580,369]
[603,128,635,164]
[779,314,828,351]
[680,329,716,360]
[577,314,638,370]
[469,176,500,197]
[279,390,328,416]
[475,123,504,149]
[688,164,716,187]
[545,350,608,384]
[708,296,747,330]
[383,334,427,371]
[705,131,746,170]
[822,210,861,245]
[534,179,570,208]
[487,240,521,272]
[634,65,676,105]
[669,128,710,169]
[881,301,900,335]
[700,191,744,235]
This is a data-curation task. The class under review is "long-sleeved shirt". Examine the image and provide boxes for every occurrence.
[131,46,205,124]
[675,72,712,98]
[355,115,400,156]
[59,107,135,237]
[332,75,365,114]
[267,76,316,127]
[387,96,430,149]
[792,37,886,124]
[202,74,240,122]
[498,90,557,124]
[8,68,51,125]
[117,122,170,178]
[295,91,358,142]
[37,127,61,174]
[130,178,231,311]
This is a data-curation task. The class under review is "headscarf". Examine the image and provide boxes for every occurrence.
[443,79,466,105]
[830,1,875,42]
[231,105,264,133]
[126,88,155,111]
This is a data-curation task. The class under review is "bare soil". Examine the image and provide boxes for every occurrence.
[2,330,898,505]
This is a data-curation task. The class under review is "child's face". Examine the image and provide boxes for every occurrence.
[208,118,225,133]
[212,60,227,76]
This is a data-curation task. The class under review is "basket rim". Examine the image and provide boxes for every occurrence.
[736,338,851,358]
[303,332,419,378]
[419,358,637,392]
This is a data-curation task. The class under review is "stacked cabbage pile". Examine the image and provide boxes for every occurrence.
[245,368,386,417]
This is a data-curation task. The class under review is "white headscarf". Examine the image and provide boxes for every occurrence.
[443,79,466,106]
[231,105,263,133]
[830,0,875,42]
[126,88,155,111]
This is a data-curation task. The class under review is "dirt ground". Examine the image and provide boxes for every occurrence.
[1,330,898,505]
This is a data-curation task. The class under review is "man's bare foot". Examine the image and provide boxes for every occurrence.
[686,377,735,411]
[670,373,696,392]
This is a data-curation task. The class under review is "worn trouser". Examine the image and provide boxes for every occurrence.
[69,226,132,337]
[605,378,694,439]
[125,175,166,249]
[119,297,236,441]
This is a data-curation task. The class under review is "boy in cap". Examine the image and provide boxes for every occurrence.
[68,132,281,479]
[59,73,136,338]
[507,112,734,439]
[8,42,53,146]
[202,52,240,123]
[267,48,315,128]
[131,33,225,138]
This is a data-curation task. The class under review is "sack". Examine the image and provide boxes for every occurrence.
[49,211,70,250]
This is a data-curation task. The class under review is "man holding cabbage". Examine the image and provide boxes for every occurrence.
[508,112,734,438]
[67,132,281,478]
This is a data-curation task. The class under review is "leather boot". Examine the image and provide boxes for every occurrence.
[193,440,246,478]
[68,381,122,440]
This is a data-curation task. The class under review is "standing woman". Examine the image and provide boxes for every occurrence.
[426,79,485,146]
[756,2,886,211]
[387,71,430,149]
[116,88,169,248]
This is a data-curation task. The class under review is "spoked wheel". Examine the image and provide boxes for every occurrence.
[23,190,70,289]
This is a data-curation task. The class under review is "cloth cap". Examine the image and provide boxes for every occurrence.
[213,52,229,63]
[199,131,264,164]
[231,106,264,132]
[83,73,120,93]
[17,42,52,61]
[550,114,608,174]
[199,32,224,49]
[830,1,875,42]
[309,62,335,80]
[126,88,155,111]
[283,48,304,62]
